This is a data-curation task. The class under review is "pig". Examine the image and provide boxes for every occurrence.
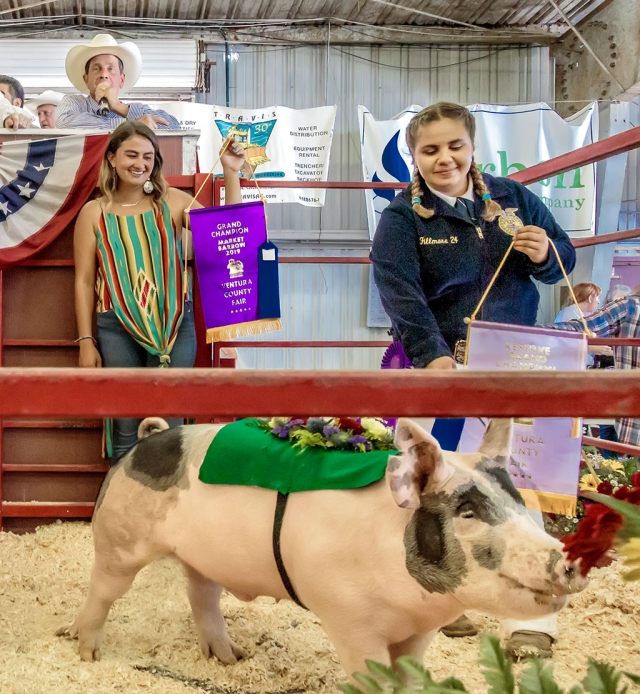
[61,417,587,677]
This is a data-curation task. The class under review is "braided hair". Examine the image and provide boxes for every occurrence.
[406,102,503,222]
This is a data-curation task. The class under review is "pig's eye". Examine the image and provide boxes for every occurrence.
[456,502,476,519]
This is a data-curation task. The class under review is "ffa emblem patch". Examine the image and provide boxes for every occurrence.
[497,208,524,237]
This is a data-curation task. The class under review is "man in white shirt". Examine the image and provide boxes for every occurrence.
[0,75,38,129]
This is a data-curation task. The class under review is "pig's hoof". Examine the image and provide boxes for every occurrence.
[203,638,247,664]
[78,644,101,662]
[55,625,77,640]
[231,642,248,661]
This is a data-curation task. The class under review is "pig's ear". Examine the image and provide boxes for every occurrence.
[477,418,513,463]
[387,419,451,509]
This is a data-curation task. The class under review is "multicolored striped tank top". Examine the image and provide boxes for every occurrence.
[95,201,188,366]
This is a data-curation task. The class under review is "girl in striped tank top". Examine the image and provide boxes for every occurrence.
[74,121,246,461]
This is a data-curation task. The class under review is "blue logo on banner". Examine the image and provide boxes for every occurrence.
[372,130,410,203]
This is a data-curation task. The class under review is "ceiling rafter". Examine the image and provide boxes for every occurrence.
[0,0,610,41]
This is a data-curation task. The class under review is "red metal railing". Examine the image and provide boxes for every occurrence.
[582,435,640,457]
[0,368,639,419]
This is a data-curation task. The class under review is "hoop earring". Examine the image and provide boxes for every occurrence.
[143,179,154,195]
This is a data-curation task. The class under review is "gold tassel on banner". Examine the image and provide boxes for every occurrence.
[518,489,578,517]
[207,318,283,343]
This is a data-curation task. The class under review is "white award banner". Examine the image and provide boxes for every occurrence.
[360,101,598,327]
[158,102,336,207]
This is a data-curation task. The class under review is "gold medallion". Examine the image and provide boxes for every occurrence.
[497,208,524,237]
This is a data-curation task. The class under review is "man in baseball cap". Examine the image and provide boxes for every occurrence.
[25,91,64,128]
[56,34,179,130]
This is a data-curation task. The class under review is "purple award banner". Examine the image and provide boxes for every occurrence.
[190,201,282,342]
[460,321,587,515]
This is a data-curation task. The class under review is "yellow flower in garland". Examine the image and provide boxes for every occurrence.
[579,473,599,492]
[360,418,389,439]
[602,460,624,472]
[619,537,640,582]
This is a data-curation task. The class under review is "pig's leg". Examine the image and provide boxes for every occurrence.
[184,565,247,664]
[389,631,436,665]
[68,556,142,661]
[322,623,392,681]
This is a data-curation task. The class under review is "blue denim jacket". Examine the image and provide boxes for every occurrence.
[370,174,576,367]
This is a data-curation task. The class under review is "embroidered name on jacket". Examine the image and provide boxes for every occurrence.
[420,236,458,245]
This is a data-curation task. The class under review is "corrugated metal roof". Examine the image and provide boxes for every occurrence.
[0,0,608,39]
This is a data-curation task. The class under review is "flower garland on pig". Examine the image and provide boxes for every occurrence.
[257,417,396,453]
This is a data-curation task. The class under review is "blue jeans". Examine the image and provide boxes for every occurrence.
[97,301,197,463]
[598,424,619,460]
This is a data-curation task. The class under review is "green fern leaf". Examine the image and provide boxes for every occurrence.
[396,656,430,683]
[366,660,404,688]
[582,659,623,694]
[622,672,640,685]
[479,634,515,694]
[437,677,468,691]
[519,658,564,694]
[339,683,366,694]
[353,672,385,693]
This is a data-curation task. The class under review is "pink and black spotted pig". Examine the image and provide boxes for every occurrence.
[60,417,587,679]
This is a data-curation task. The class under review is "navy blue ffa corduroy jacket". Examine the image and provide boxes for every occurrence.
[370,173,576,368]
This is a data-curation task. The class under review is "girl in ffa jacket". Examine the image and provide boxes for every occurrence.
[370,102,576,370]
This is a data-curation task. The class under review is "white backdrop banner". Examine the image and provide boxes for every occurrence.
[158,102,336,206]
[359,101,598,239]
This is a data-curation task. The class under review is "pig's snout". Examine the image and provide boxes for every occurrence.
[548,551,589,595]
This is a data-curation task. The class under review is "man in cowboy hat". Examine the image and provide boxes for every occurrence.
[25,90,64,129]
[0,75,37,129]
[56,34,179,130]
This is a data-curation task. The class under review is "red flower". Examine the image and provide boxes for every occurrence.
[597,480,614,495]
[561,503,624,577]
[632,471,640,489]
[338,417,365,435]
[613,486,640,505]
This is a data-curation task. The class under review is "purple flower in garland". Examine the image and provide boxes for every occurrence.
[323,425,340,438]
[272,426,290,439]
[349,434,371,452]
[272,419,305,439]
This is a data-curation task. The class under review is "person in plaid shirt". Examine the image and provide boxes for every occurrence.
[551,291,640,446]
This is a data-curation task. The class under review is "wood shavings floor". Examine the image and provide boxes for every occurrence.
[0,522,638,693]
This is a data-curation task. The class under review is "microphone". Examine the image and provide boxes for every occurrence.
[98,97,110,117]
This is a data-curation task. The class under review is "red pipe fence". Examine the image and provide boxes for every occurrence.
[0,368,637,419]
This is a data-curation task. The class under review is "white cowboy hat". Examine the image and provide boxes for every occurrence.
[25,90,65,114]
[65,33,142,95]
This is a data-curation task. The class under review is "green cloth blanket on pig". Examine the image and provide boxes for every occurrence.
[198,418,394,492]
